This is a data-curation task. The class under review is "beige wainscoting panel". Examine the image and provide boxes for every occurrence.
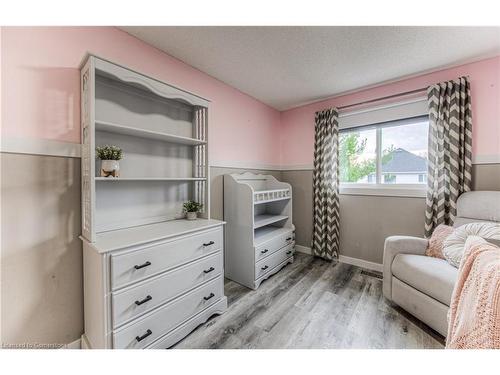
[472,164,500,191]
[338,195,426,264]
[1,153,83,346]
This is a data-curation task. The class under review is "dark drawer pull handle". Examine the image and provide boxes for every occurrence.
[203,241,215,247]
[136,329,152,342]
[203,267,215,274]
[134,261,151,270]
[135,295,152,306]
[287,251,293,255]
[261,265,269,270]
[203,293,215,301]
[261,249,269,254]
[286,237,292,241]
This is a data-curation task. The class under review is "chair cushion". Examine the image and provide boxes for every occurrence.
[456,191,500,223]
[425,224,453,259]
[444,222,500,268]
[392,254,458,306]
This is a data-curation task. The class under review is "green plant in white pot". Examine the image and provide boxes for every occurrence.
[96,145,123,177]
[183,200,203,220]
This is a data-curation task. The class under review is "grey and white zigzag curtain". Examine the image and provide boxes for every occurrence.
[424,77,473,237]
[312,108,340,260]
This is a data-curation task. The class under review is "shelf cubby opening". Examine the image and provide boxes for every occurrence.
[95,179,207,233]
[95,73,202,141]
[253,195,292,229]
[95,129,206,180]
[253,214,288,229]
[95,120,206,146]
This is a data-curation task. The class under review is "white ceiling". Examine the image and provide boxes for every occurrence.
[121,27,500,110]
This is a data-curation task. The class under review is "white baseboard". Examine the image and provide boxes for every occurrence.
[61,338,81,349]
[295,244,312,254]
[81,334,91,349]
[338,255,383,273]
[294,245,383,272]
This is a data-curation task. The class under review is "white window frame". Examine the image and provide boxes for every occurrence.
[338,97,429,198]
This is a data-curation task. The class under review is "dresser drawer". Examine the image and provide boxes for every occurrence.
[112,252,223,328]
[255,242,294,280]
[113,276,224,349]
[111,227,222,290]
[255,230,294,262]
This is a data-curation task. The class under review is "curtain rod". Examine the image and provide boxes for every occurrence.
[330,75,469,112]
[337,87,428,111]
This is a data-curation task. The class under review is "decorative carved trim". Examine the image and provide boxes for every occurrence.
[94,57,210,108]
[81,66,93,241]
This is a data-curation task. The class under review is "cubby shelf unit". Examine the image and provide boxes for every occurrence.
[224,173,295,290]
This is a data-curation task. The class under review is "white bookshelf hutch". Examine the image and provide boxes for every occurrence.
[224,173,295,289]
[80,55,226,349]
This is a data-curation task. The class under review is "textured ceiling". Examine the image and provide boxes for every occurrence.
[121,26,500,110]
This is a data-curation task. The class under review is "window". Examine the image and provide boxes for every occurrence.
[384,174,396,184]
[339,126,377,184]
[339,115,429,188]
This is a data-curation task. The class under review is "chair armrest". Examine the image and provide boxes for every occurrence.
[382,236,429,300]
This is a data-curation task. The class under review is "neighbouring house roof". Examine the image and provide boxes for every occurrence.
[382,148,427,174]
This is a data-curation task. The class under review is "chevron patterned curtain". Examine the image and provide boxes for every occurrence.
[424,77,473,237]
[312,108,340,260]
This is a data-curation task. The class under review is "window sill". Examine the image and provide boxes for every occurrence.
[339,184,427,198]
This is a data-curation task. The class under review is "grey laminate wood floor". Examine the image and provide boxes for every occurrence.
[174,253,445,349]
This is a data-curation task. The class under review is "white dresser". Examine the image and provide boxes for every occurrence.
[79,55,226,348]
[81,220,227,349]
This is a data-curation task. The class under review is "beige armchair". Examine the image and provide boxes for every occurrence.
[383,191,500,337]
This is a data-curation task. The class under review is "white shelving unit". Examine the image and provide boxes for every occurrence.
[80,55,226,349]
[81,56,213,237]
[224,173,295,290]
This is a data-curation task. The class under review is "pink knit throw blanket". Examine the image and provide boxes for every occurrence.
[446,236,500,349]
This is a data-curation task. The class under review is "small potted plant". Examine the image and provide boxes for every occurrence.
[96,145,123,177]
[183,200,203,220]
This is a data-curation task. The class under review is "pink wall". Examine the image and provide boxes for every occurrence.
[2,27,499,168]
[0,27,282,165]
[280,56,500,167]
